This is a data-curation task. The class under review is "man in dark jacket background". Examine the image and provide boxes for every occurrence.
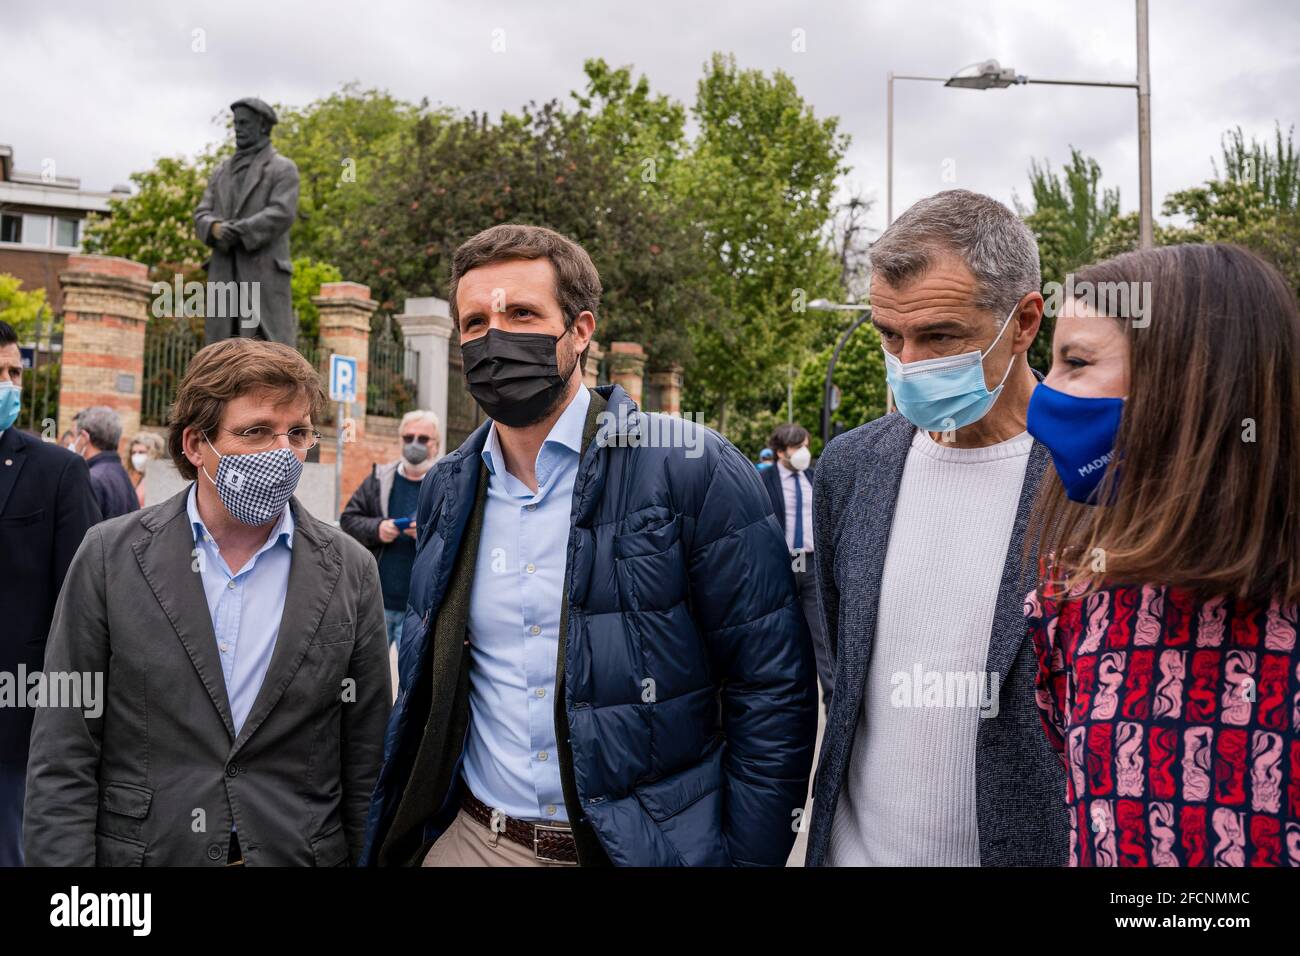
[71,405,138,521]
[363,224,816,867]
[0,321,101,866]
[341,409,441,647]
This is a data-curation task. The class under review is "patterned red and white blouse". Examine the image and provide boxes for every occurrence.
[1026,582,1300,866]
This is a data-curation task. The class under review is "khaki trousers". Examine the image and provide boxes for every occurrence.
[421,808,573,868]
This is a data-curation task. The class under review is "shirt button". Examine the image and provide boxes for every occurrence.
[537,751,548,762]
[525,504,536,512]
[219,643,230,653]
[535,688,545,698]
[526,563,536,574]
[545,805,557,816]
[226,580,236,590]
[529,625,541,635]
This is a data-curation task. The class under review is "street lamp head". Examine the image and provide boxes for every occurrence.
[945,59,1023,90]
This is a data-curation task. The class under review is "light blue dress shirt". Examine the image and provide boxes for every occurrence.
[187,483,294,738]
[462,386,589,823]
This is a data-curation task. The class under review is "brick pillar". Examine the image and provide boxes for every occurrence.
[314,281,377,438]
[607,341,646,406]
[583,338,604,389]
[58,255,154,446]
[646,363,684,415]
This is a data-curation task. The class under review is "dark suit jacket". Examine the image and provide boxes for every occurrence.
[761,460,815,539]
[194,142,299,345]
[86,451,140,522]
[0,427,100,765]
[23,488,392,865]
[805,412,1067,867]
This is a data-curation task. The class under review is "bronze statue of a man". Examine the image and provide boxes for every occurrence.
[194,97,300,345]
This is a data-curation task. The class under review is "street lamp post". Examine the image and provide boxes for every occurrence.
[888,0,1154,248]
[809,299,872,447]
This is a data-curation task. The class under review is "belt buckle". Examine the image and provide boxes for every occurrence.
[532,823,577,865]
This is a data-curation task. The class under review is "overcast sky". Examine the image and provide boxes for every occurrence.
[6,0,1297,235]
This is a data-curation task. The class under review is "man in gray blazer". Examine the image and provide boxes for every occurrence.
[24,338,390,866]
[194,96,300,346]
[807,190,1066,867]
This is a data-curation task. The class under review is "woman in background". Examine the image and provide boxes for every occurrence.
[126,431,165,508]
[1025,243,1299,866]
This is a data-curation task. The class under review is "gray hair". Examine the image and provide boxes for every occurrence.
[399,409,440,434]
[870,189,1041,320]
[74,406,124,452]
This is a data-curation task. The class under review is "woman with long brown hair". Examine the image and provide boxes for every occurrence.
[1024,242,1299,867]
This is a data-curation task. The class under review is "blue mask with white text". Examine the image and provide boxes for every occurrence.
[1026,381,1125,504]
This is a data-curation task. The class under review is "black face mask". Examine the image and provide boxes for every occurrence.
[461,326,578,428]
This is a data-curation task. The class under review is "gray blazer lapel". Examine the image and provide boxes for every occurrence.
[132,488,236,741]
[833,415,916,716]
[231,498,341,754]
[983,440,1050,682]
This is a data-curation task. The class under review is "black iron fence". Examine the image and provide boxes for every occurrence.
[141,315,203,427]
[18,318,61,438]
[142,315,334,427]
[367,325,419,420]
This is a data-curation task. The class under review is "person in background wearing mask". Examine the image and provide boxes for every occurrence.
[807,190,1066,867]
[24,338,391,866]
[363,224,815,867]
[71,406,139,521]
[755,447,775,472]
[1025,243,1300,867]
[762,423,831,711]
[0,320,100,866]
[127,431,166,508]
[341,409,441,648]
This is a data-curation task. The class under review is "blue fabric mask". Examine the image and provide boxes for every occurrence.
[0,383,19,432]
[1026,381,1125,504]
[883,305,1017,431]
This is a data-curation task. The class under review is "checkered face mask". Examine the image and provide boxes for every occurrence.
[202,435,303,526]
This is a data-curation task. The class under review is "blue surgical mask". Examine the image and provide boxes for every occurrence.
[0,383,19,432]
[883,305,1017,431]
[1026,381,1125,504]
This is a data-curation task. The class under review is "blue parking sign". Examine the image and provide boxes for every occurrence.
[329,354,357,403]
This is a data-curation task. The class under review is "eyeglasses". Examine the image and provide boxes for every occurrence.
[402,434,435,445]
[221,426,321,452]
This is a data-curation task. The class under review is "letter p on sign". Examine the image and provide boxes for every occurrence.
[329,354,357,403]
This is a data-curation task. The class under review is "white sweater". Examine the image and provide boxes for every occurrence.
[827,428,1032,866]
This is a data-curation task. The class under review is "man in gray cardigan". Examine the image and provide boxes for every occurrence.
[24,339,390,866]
[806,190,1066,867]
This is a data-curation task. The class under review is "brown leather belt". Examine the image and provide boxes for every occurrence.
[460,789,579,865]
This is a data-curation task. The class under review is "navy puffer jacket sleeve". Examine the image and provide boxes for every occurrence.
[687,440,818,865]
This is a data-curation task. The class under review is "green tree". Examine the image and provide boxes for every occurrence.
[271,84,425,262]
[1095,124,1300,300]
[793,322,887,458]
[81,153,216,279]
[678,53,849,434]
[290,256,344,341]
[1016,147,1121,371]
[0,273,54,339]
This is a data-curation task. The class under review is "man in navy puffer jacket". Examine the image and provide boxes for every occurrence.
[362,224,817,867]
